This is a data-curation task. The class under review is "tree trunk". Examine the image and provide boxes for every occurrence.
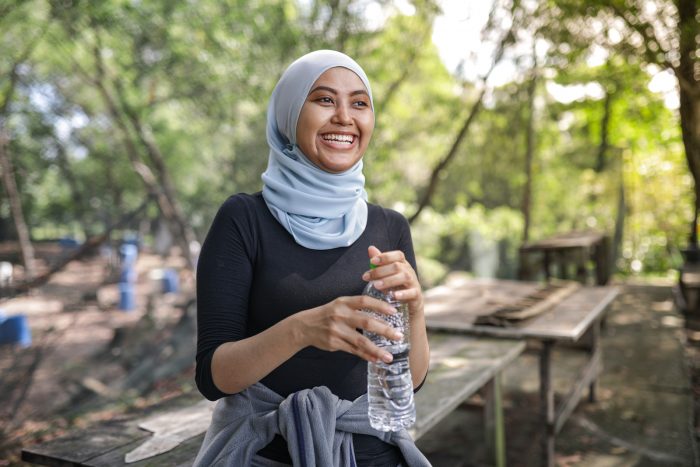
[78,41,196,270]
[676,0,700,246]
[595,91,612,173]
[54,138,90,238]
[521,53,537,243]
[0,33,44,280]
[678,87,700,246]
[0,130,36,279]
[111,77,197,267]
[611,153,625,276]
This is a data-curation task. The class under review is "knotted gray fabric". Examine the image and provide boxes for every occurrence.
[193,383,431,467]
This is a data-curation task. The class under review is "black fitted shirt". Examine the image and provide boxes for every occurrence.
[195,192,418,466]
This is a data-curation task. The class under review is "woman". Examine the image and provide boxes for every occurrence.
[194,50,430,467]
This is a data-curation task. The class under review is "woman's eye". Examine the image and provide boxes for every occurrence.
[354,100,369,107]
[317,96,334,104]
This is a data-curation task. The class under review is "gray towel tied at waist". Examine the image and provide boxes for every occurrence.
[193,382,431,467]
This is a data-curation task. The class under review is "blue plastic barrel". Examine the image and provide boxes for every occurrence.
[0,314,32,347]
[120,265,137,284]
[119,244,138,267]
[119,283,136,311]
[122,234,141,251]
[162,269,179,294]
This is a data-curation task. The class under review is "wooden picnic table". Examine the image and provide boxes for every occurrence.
[519,230,611,285]
[22,334,524,467]
[423,276,619,467]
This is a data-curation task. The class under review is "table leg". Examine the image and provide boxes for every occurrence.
[484,375,506,467]
[539,340,555,467]
[589,320,601,403]
[557,250,568,280]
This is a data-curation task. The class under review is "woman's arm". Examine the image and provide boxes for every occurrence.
[211,294,402,395]
[362,246,430,388]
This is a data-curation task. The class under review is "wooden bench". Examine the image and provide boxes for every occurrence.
[22,334,524,467]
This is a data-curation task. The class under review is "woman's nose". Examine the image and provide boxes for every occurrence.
[332,103,352,125]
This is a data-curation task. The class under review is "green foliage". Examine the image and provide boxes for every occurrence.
[0,0,693,279]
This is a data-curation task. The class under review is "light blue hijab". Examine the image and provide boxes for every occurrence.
[261,50,374,250]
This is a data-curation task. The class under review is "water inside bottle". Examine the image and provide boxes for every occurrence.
[367,342,416,431]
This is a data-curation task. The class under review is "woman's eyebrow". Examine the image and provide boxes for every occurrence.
[308,85,369,97]
[309,85,336,94]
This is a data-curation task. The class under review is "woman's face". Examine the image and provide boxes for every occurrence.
[296,67,374,173]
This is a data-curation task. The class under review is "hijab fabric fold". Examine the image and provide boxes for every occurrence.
[261,50,374,250]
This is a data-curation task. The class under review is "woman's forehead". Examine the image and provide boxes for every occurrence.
[308,67,368,93]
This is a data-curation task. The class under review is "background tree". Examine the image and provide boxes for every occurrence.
[537,0,699,250]
[0,0,691,282]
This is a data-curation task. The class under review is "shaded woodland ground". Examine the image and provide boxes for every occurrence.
[0,244,197,465]
[1,246,699,466]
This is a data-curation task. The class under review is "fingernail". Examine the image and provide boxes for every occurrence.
[362,272,370,281]
[371,257,381,265]
[382,352,393,363]
[393,331,404,340]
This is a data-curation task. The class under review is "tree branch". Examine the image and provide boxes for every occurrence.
[408,10,512,224]
[608,2,698,98]
[0,28,47,116]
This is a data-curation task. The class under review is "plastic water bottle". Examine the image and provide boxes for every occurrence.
[363,263,416,431]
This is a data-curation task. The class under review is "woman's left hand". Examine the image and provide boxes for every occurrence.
[362,245,424,316]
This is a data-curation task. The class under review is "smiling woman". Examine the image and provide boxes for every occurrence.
[296,67,375,173]
[194,50,430,467]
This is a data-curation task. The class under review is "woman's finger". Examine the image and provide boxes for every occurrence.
[331,322,394,363]
[345,331,394,363]
[364,264,417,289]
[342,295,396,316]
[370,249,405,266]
[392,288,420,301]
[352,312,404,340]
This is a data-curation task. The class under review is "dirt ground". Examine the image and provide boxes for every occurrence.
[1,251,699,466]
[0,249,197,466]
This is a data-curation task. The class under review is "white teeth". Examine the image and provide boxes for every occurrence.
[322,134,354,143]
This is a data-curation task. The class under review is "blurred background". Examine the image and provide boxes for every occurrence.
[0,0,698,465]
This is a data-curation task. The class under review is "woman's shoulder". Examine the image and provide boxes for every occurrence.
[219,192,265,214]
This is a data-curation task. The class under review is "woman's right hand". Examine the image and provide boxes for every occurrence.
[292,296,401,364]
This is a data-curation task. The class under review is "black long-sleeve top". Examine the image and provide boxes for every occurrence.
[195,192,419,466]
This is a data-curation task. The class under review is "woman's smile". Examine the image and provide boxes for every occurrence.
[319,132,357,148]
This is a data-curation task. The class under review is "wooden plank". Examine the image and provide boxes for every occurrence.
[520,231,604,251]
[424,279,619,342]
[523,287,618,341]
[21,394,204,467]
[474,283,580,324]
[410,334,525,440]
[83,433,205,466]
[21,422,151,466]
[123,400,215,463]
